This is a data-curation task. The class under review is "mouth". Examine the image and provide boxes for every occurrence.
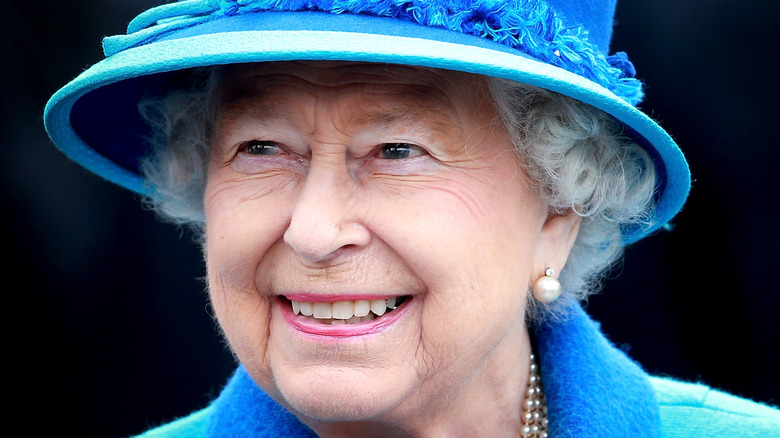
[284,296,410,325]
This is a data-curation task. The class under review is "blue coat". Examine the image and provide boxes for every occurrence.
[133,303,780,437]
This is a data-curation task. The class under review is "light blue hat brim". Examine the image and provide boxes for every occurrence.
[44,11,690,243]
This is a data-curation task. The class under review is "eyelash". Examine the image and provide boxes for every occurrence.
[239,140,427,160]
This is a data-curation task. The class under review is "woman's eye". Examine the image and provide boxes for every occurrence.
[243,140,282,155]
[378,143,426,160]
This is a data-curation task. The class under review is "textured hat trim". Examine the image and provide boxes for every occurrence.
[103,0,644,105]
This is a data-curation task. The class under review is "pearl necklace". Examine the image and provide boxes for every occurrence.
[521,353,548,437]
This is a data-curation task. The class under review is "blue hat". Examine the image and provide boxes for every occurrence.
[44,0,690,243]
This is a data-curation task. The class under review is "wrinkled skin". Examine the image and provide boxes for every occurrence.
[204,61,580,437]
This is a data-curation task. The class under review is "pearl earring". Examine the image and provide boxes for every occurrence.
[533,267,561,303]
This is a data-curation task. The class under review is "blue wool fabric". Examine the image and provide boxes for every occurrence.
[103,0,641,104]
[535,303,661,437]
[131,302,780,437]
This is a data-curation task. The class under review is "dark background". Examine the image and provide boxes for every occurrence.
[4,1,779,436]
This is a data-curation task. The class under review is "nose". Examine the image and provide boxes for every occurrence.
[283,154,371,263]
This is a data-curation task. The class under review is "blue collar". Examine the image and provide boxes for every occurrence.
[206,302,661,437]
[535,302,661,437]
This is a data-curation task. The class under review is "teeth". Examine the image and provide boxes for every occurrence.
[331,301,354,319]
[290,297,404,320]
[312,302,332,319]
[370,299,387,316]
[354,300,370,317]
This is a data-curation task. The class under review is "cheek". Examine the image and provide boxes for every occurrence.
[204,177,291,378]
[204,174,292,287]
[394,189,536,387]
[401,169,543,324]
[405,173,543,272]
[380,172,540,300]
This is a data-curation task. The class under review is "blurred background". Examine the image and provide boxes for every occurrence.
[3,1,779,436]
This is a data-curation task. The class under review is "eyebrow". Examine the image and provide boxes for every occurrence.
[217,97,287,125]
[352,101,459,135]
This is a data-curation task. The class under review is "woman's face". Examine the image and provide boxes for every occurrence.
[204,61,574,431]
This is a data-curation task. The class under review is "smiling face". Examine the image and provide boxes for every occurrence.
[204,61,578,436]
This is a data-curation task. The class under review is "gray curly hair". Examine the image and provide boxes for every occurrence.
[137,65,656,322]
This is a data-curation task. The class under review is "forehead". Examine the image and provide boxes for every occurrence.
[220,61,477,92]
[216,62,488,123]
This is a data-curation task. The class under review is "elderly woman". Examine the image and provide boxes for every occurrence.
[44,0,779,437]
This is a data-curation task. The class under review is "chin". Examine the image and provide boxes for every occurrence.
[272,366,412,422]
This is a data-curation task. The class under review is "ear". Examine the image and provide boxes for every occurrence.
[533,209,581,280]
